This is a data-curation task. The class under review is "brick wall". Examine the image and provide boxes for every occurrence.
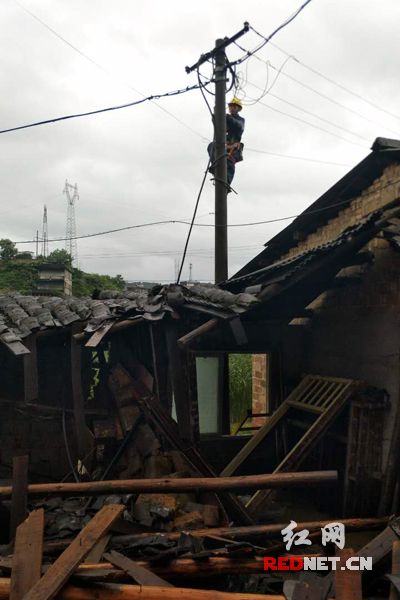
[252,354,268,426]
[280,163,400,261]
[269,163,400,473]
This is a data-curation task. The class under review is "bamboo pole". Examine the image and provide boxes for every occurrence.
[0,579,284,600]
[0,471,337,498]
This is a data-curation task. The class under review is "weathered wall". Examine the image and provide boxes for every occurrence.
[275,243,400,473]
[265,163,400,472]
[0,405,76,481]
[280,163,400,261]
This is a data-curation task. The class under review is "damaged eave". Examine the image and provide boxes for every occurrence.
[228,201,400,324]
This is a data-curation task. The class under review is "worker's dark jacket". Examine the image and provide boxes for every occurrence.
[226,113,245,144]
[226,113,245,164]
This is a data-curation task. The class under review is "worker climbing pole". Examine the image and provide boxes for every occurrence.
[208,97,245,189]
[185,23,250,284]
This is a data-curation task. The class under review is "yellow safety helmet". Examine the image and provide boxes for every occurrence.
[228,97,243,111]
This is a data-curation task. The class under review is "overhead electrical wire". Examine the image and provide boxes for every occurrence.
[10,0,362,168]
[0,83,209,135]
[234,37,400,139]
[176,157,211,284]
[247,80,370,142]
[231,0,313,67]
[267,39,400,123]
[13,175,400,245]
[246,147,351,167]
[241,48,400,138]
[246,95,368,149]
[13,0,208,142]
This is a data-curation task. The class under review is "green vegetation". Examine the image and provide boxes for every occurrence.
[0,240,125,296]
[0,239,18,261]
[229,353,252,432]
[72,269,125,296]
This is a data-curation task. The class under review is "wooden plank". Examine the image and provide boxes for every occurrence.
[23,504,124,600]
[0,578,286,600]
[0,470,336,497]
[389,540,400,600]
[312,380,335,407]
[73,318,144,342]
[321,382,352,410]
[229,317,248,345]
[177,318,219,348]
[286,400,324,414]
[104,550,173,587]
[165,322,194,443]
[10,509,44,600]
[84,535,111,564]
[335,548,362,600]
[70,330,93,459]
[85,322,114,348]
[299,378,322,404]
[9,455,29,542]
[23,335,39,402]
[149,324,171,412]
[246,382,357,513]
[220,402,290,477]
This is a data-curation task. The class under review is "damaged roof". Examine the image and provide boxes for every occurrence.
[223,202,400,320]
[0,283,258,349]
[233,137,400,279]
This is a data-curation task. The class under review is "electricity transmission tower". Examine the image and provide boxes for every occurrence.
[41,204,48,258]
[63,180,78,264]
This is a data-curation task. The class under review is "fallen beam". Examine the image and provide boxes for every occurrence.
[0,579,284,600]
[23,504,124,600]
[177,318,219,348]
[0,470,337,498]
[44,516,388,554]
[73,318,144,342]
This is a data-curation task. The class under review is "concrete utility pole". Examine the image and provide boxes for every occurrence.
[185,23,249,286]
[214,39,228,284]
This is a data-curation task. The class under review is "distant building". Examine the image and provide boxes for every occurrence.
[36,263,72,296]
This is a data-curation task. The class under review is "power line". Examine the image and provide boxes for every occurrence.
[177,157,211,283]
[0,83,207,135]
[247,80,370,142]
[14,176,400,245]
[247,95,368,149]
[268,40,400,123]
[246,147,351,167]
[13,0,208,142]
[234,37,400,138]
[231,0,314,67]
[245,50,400,138]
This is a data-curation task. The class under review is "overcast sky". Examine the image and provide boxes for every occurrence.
[1,0,400,283]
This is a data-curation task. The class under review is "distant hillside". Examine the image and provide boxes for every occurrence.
[0,260,125,297]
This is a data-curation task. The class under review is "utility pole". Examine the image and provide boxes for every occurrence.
[214,39,228,284]
[185,23,249,286]
[41,204,48,258]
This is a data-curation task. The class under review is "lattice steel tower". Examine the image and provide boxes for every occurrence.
[42,204,49,258]
[63,180,78,264]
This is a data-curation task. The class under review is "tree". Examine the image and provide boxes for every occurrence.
[46,248,72,266]
[0,239,18,261]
